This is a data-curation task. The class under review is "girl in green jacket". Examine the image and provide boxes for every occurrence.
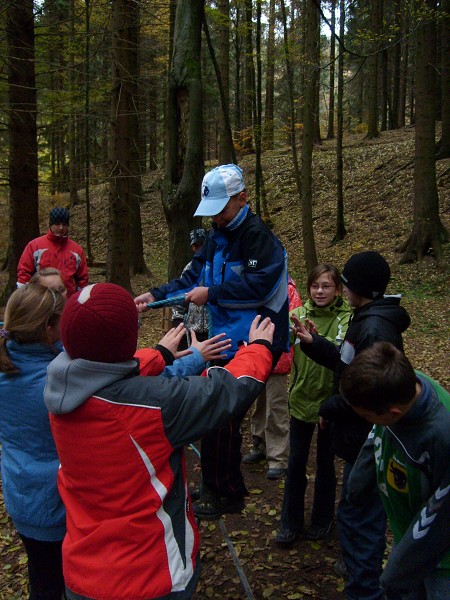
[276,264,352,547]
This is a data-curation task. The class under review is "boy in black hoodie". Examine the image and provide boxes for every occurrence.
[292,251,410,600]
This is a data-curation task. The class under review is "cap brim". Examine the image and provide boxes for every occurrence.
[194,197,229,217]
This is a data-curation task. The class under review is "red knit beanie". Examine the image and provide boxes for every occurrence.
[61,283,138,363]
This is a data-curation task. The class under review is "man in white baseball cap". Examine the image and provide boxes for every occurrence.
[194,164,246,217]
[135,164,289,520]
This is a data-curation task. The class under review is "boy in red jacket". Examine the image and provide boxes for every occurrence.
[44,283,275,600]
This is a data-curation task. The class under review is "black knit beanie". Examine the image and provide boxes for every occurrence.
[49,207,70,226]
[341,251,391,299]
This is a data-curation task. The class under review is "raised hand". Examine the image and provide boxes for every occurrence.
[290,314,313,344]
[190,330,232,363]
[157,323,191,359]
[248,315,274,345]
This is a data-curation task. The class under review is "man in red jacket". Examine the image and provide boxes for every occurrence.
[17,207,88,297]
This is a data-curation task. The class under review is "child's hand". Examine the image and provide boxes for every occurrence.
[248,315,274,344]
[305,318,318,334]
[157,323,191,359]
[190,331,232,362]
[290,314,313,344]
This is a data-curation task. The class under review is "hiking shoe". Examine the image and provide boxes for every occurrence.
[275,528,300,548]
[266,468,286,480]
[242,450,266,464]
[243,436,266,464]
[333,558,348,579]
[304,522,333,540]
[193,494,245,521]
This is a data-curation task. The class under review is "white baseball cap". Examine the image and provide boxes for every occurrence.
[194,164,245,217]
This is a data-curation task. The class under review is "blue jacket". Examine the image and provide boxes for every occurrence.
[150,205,289,358]
[0,340,66,541]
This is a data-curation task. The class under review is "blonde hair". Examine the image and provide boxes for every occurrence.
[0,284,65,374]
[30,268,67,294]
[30,267,62,283]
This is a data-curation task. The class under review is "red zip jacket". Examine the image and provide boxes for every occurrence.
[17,230,88,297]
[45,342,273,600]
[273,277,302,374]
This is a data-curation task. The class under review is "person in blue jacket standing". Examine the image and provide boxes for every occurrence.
[0,284,66,599]
[135,164,289,520]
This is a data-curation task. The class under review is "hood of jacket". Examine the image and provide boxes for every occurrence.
[354,295,410,333]
[44,351,139,415]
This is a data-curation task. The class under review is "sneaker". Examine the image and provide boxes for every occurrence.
[304,522,333,540]
[266,467,286,479]
[333,558,348,579]
[275,527,300,548]
[193,494,245,521]
[242,450,266,464]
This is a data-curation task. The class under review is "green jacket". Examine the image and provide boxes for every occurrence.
[288,296,352,423]
[348,375,450,592]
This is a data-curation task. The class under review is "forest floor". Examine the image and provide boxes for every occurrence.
[0,125,449,598]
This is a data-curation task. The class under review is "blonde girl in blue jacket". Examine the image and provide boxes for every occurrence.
[276,264,351,547]
[0,284,66,599]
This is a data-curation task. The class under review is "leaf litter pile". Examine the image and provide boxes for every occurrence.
[0,127,449,598]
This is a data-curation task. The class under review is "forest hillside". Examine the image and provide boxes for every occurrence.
[0,125,449,598]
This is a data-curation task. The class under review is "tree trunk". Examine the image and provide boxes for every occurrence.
[148,38,159,171]
[366,0,381,138]
[263,0,276,150]
[390,0,402,129]
[326,0,336,139]
[301,0,319,271]
[203,12,236,164]
[280,0,302,201]
[233,5,242,133]
[107,0,135,290]
[398,0,448,262]
[242,0,254,151]
[128,0,149,277]
[332,0,347,244]
[217,0,232,164]
[380,0,388,132]
[68,0,80,205]
[399,12,409,127]
[163,0,204,281]
[254,0,263,216]
[84,0,93,265]
[2,0,40,303]
[436,0,450,159]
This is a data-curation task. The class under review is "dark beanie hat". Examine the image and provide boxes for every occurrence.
[61,283,138,363]
[341,251,391,299]
[49,207,70,226]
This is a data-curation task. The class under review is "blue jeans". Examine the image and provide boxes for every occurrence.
[280,417,336,531]
[339,462,386,600]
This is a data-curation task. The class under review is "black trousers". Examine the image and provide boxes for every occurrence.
[19,534,65,600]
[280,417,336,531]
[200,351,281,500]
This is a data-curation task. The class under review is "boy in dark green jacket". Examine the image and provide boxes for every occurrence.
[342,342,450,600]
